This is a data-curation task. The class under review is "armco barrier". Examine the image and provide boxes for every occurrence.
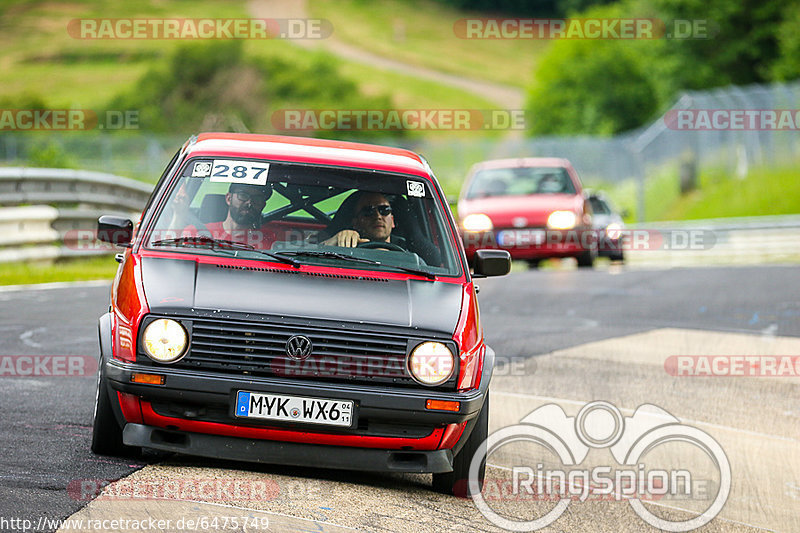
[0,167,152,263]
[626,215,800,267]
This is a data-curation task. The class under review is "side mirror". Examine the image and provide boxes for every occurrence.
[97,215,133,246]
[473,249,511,277]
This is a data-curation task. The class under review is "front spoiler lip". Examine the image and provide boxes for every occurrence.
[105,358,488,425]
[122,423,455,473]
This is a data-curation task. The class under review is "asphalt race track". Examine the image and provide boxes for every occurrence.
[0,264,798,532]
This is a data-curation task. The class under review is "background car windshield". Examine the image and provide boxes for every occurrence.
[589,196,612,214]
[465,167,575,198]
[145,159,462,276]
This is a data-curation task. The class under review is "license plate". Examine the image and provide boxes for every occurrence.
[235,391,353,427]
[496,229,545,246]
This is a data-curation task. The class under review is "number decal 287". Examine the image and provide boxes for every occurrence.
[209,160,270,185]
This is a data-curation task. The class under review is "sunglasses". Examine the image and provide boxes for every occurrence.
[234,191,268,206]
[357,204,392,218]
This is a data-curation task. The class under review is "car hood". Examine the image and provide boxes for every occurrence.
[140,257,462,334]
[459,194,582,227]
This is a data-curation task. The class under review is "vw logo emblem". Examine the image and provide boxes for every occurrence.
[285,335,313,360]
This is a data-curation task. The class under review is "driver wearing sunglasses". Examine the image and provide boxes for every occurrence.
[323,191,400,248]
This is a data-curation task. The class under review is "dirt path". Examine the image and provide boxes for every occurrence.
[247,0,525,108]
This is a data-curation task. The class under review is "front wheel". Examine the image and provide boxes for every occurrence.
[432,395,488,497]
[91,361,139,457]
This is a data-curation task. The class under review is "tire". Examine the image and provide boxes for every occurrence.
[526,259,540,270]
[432,395,488,497]
[576,250,595,268]
[91,360,139,457]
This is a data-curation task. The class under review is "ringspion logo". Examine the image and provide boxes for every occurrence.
[470,401,730,531]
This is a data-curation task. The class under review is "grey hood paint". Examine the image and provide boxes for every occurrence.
[140,256,462,334]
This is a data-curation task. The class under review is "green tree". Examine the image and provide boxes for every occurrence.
[650,0,791,87]
[526,38,657,135]
[108,41,399,139]
[770,2,800,80]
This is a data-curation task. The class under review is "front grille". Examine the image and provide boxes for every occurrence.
[143,315,457,390]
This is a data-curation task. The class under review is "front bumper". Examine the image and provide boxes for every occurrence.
[105,359,487,428]
[122,423,454,473]
[104,356,491,468]
[98,312,493,471]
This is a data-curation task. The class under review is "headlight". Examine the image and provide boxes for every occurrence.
[408,342,455,386]
[462,213,493,232]
[605,222,623,240]
[547,210,577,230]
[142,319,188,363]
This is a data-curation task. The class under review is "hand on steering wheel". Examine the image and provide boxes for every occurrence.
[357,240,406,252]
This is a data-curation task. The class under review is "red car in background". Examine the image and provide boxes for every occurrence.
[457,158,597,268]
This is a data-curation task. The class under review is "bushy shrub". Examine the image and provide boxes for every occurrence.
[108,41,399,139]
[526,37,657,135]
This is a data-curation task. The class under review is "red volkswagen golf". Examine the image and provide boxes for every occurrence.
[91,133,509,496]
[458,158,597,268]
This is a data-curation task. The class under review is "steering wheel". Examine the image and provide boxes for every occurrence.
[357,241,406,252]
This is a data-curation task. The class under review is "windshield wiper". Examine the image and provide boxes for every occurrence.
[274,250,380,265]
[380,264,437,280]
[151,236,301,267]
[274,250,436,279]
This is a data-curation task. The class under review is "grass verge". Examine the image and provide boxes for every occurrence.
[0,255,118,286]
[600,162,800,223]
[308,0,545,89]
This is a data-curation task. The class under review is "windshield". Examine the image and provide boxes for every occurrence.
[589,197,611,215]
[465,166,576,198]
[144,158,462,277]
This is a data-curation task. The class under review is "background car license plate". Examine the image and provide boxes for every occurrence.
[497,229,545,246]
[235,391,353,427]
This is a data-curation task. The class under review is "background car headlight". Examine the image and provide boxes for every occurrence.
[605,222,623,240]
[461,213,494,232]
[547,210,577,230]
[142,319,188,363]
[408,342,455,386]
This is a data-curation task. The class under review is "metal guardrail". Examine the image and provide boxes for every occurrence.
[0,167,152,263]
[626,215,800,267]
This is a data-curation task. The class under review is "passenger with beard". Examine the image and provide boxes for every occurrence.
[183,183,278,249]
